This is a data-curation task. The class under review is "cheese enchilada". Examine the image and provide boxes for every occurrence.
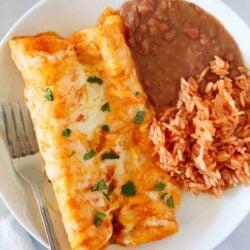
[10,9,181,250]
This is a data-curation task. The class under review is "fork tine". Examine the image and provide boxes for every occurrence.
[9,104,18,140]
[17,102,36,155]
[9,103,26,157]
[25,105,39,152]
[1,104,11,145]
[1,104,17,158]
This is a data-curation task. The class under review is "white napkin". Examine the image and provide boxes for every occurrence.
[0,198,35,250]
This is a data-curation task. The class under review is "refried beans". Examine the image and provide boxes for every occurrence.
[120,0,243,112]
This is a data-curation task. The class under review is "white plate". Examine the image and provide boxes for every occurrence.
[0,0,250,249]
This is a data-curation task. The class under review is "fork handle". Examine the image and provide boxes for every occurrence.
[32,186,60,250]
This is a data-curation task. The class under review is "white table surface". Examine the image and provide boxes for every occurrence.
[0,0,249,250]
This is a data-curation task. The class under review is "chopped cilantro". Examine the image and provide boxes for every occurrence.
[134,111,146,125]
[44,88,53,101]
[160,192,168,200]
[166,196,174,208]
[135,91,140,96]
[103,185,115,201]
[95,212,106,227]
[84,149,96,160]
[121,181,136,196]
[154,182,166,191]
[101,152,120,160]
[92,179,107,191]
[62,128,72,137]
[102,125,110,132]
[101,102,110,112]
[87,76,103,85]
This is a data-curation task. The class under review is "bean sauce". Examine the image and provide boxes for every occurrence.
[120,0,243,112]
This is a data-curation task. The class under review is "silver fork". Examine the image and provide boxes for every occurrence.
[1,102,60,250]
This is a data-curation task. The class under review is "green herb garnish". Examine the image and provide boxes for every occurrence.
[166,195,174,208]
[154,182,166,191]
[94,212,106,227]
[135,91,140,96]
[62,128,72,137]
[87,76,103,85]
[84,149,96,160]
[160,192,168,200]
[134,111,146,125]
[102,125,110,132]
[103,185,115,201]
[101,152,120,160]
[121,181,136,197]
[44,88,53,101]
[101,102,110,112]
[92,179,107,191]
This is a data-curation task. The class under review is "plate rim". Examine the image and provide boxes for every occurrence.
[0,0,250,249]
